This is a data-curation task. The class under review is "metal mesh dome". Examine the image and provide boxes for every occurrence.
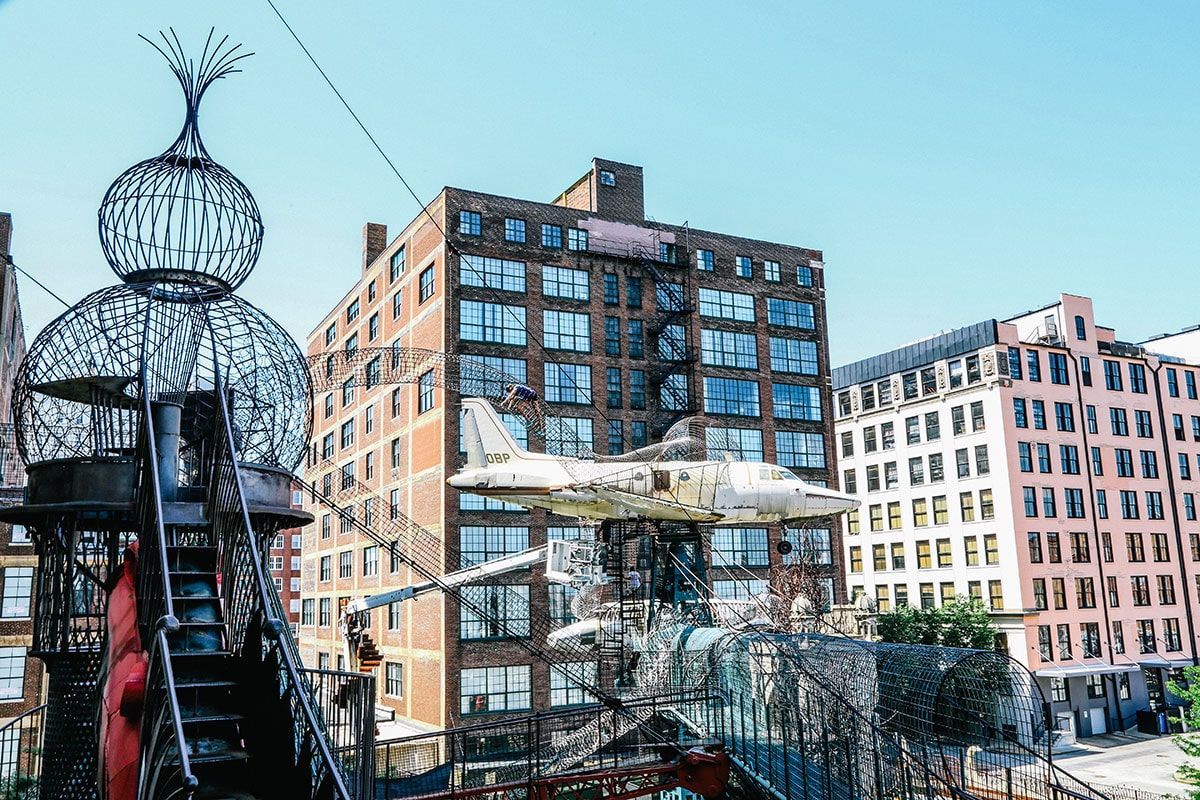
[14,282,311,470]
[97,30,262,292]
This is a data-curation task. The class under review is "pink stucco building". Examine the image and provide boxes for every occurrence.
[835,293,1200,739]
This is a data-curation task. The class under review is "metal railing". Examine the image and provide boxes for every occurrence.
[208,372,353,800]
[0,703,45,799]
[303,669,377,800]
[373,692,715,800]
[134,383,196,800]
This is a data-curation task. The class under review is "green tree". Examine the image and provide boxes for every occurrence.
[1168,666,1200,792]
[877,596,998,649]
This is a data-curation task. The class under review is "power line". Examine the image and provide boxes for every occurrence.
[261,0,708,521]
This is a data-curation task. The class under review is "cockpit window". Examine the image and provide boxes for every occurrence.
[758,467,798,481]
[779,469,801,481]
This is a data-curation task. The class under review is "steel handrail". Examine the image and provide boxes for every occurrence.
[136,371,195,796]
[140,391,177,629]
[210,371,352,800]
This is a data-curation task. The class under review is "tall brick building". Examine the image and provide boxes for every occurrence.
[298,159,838,732]
[0,213,39,729]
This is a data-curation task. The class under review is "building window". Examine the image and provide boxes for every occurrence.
[711,528,770,568]
[419,265,436,302]
[390,245,406,282]
[459,210,482,236]
[764,260,780,282]
[701,329,758,370]
[603,273,619,304]
[460,300,527,345]
[766,298,815,330]
[1049,353,1069,385]
[1027,350,1041,381]
[735,255,752,278]
[543,310,590,352]
[0,648,26,700]
[1104,360,1123,391]
[504,218,526,243]
[696,249,714,271]
[772,383,822,421]
[698,288,755,322]
[460,665,532,715]
[703,377,760,417]
[460,585,531,639]
[545,416,593,456]
[542,266,590,300]
[541,224,563,248]
[544,363,592,404]
[418,370,436,414]
[549,662,597,707]
[0,568,32,619]
[768,337,818,375]
[318,598,331,627]
[566,227,588,251]
[775,432,825,469]
[460,255,526,292]
[460,526,529,568]
[705,428,764,461]
[1074,314,1086,340]
[385,662,404,697]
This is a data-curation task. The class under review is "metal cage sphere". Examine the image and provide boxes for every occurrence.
[98,153,263,291]
[14,283,311,470]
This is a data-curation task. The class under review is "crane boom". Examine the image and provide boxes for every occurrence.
[342,544,550,617]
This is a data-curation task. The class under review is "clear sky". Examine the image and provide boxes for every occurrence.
[1,1,1197,366]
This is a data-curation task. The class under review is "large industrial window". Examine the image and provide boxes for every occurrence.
[458,493,526,513]
[766,298,815,329]
[711,527,770,568]
[768,337,818,375]
[698,288,754,321]
[703,377,760,417]
[542,266,590,300]
[460,665,531,714]
[545,417,593,456]
[460,255,526,293]
[705,428,764,461]
[783,527,832,566]
[459,355,527,397]
[549,584,579,629]
[550,662,597,707]
[504,218,525,243]
[459,527,530,568]
[460,301,527,346]
[775,431,826,469]
[543,310,590,352]
[700,329,757,369]
[544,363,592,405]
[460,585,531,640]
[566,228,589,251]
[712,579,768,600]
[772,383,822,421]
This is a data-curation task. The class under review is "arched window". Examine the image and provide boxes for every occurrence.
[1074,315,1087,341]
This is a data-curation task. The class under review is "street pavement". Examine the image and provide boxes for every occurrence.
[1053,733,1192,796]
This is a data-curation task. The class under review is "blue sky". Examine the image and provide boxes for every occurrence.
[1,1,1197,365]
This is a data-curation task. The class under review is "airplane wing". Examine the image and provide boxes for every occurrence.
[586,485,725,522]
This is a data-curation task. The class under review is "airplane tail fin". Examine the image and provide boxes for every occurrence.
[462,398,529,469]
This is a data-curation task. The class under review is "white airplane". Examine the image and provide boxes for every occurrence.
[447,397,860,523]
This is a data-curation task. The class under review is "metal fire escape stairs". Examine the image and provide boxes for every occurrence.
[135,374,353,800]
[639,241,699,439]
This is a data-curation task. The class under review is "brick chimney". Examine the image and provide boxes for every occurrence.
[362,222,388,273]
[0,213,11,259]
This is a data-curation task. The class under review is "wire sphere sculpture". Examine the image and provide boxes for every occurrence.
[97,30,262,292]
[15,282,311,470]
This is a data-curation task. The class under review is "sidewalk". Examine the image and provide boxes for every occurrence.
[1053,732,1190,796]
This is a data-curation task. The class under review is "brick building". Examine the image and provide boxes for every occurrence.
[298,158,838,733]
[836,293,1200,739]
[269,483,307,633]
[0,213,39,727]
